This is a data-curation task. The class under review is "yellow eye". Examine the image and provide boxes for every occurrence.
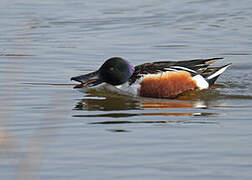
[109,67,114,71]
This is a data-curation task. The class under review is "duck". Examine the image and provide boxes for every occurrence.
[71,57,231,98]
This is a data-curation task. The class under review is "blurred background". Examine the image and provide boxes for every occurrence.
[1,0,252,179]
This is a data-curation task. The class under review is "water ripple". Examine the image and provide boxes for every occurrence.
[88,119,218,125]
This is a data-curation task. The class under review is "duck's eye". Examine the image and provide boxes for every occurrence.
[109,67,114,71]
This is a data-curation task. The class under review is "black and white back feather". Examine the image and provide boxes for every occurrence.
[129,58,231,87]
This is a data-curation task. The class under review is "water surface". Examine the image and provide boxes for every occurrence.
[1,0,252,179]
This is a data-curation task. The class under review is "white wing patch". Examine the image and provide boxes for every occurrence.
[170,66,197,74]
[164,68,179,71]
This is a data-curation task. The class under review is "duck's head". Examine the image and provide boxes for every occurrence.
[71,57,135,88]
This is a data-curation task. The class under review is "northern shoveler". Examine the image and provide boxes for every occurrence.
[71,57,231,98]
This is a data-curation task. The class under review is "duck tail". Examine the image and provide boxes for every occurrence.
[204,63,232,85]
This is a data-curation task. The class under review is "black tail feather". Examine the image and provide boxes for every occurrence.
[202,63,232,85]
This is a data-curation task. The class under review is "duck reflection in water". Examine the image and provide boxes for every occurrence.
[73,89,220,118]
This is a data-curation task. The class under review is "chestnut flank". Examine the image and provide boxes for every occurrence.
[140,71,197,98]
